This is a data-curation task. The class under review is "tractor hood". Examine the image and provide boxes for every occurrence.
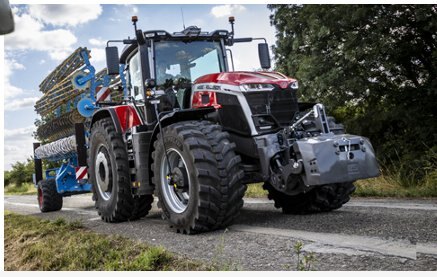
[194,71,297,89]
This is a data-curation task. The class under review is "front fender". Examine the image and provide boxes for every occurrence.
[149,107,217,151]
[147,107,217,183]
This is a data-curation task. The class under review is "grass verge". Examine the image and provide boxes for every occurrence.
[354,174,437,198]
[4,183,37,195]
[245,183,267,198]
[245,175,437,198]
[4,211,208,271]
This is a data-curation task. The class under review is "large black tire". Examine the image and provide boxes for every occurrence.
[37,179,63,212]
[197,121,246,228]
[130,195,154,220]
[88,118,135,222]
[263,182,356,214]
[151,121,243,234]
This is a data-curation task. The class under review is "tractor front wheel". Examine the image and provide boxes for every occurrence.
[152,121,243,234]
[263,182,356,214]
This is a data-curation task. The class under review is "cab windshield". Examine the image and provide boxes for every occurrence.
[154,40,225,88]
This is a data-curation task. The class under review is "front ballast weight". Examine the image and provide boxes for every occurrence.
[292,134,379,188]
[266,103,380,195]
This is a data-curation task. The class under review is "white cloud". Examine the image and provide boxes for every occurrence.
[4,12,77,61]
[109,17,121,22]
[48,49,76,62]
[4,126,36,170]
[5,97,39,111]
[9,60,25,71]
[4,126,35,139]
[4,57,26,99]
[211,4,246,18]
[90,48,106,65]
[4,83,24,100]
[124,4,138,15]
[89,38,107,47]
[28,4,102,27]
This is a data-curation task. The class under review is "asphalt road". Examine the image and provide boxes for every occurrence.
[4,194,437,270]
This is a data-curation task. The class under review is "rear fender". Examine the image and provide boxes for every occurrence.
[90,105,142,134]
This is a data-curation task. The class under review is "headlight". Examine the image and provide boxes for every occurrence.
[290,81,299,90]
[240,83,275,92]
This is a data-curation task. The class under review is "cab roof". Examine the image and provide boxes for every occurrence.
[120,27,230,64]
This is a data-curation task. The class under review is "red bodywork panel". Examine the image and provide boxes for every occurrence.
[194,71,297,89]
[113,105,142,133]
[191,91,222,109]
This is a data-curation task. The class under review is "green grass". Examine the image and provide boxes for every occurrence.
[4,211,209,271]
[244,173,437,198]
[4,182,37,195]
[245,183,268,198]
[354,173,437,198]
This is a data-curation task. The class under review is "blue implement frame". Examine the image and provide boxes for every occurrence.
[44,155,92,195]
[34,47,128,197]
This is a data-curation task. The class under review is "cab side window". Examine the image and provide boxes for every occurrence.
[128,52,143,100]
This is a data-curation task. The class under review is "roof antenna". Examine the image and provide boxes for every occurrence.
[180,7,186,30]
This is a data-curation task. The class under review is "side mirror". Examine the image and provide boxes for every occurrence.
[105,46,119,75]
[258,43,271,70]
[0,0,14,35]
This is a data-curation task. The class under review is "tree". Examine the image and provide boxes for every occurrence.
[4,157,61,187]
[269,4,437,183]
[4,171,12,187]
[8,158,35,187]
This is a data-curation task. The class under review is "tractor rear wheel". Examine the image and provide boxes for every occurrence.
[263,182,355,214]
[89,118,136,222]
[37,179,63,212]
[151,121,243,234]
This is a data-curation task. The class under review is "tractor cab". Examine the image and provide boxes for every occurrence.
[106,16,271,119]
[116,25,229,109]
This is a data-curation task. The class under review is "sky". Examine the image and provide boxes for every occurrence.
[1,3,277,170]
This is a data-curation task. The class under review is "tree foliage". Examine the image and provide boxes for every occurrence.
[5,158,35,187]
[269,4,437,184]
[4,158,60,187]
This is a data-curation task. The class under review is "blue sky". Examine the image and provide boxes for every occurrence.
[2,4,276,170]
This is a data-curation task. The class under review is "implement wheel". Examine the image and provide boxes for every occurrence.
[37,179,63,212]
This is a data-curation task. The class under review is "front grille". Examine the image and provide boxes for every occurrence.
[244,88,299,126]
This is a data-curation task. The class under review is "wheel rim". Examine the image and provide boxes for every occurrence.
[37,187,43,208]
[160,148,191,214]
[95,145,112,201]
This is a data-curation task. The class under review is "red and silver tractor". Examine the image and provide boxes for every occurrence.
[34,16,379,234]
